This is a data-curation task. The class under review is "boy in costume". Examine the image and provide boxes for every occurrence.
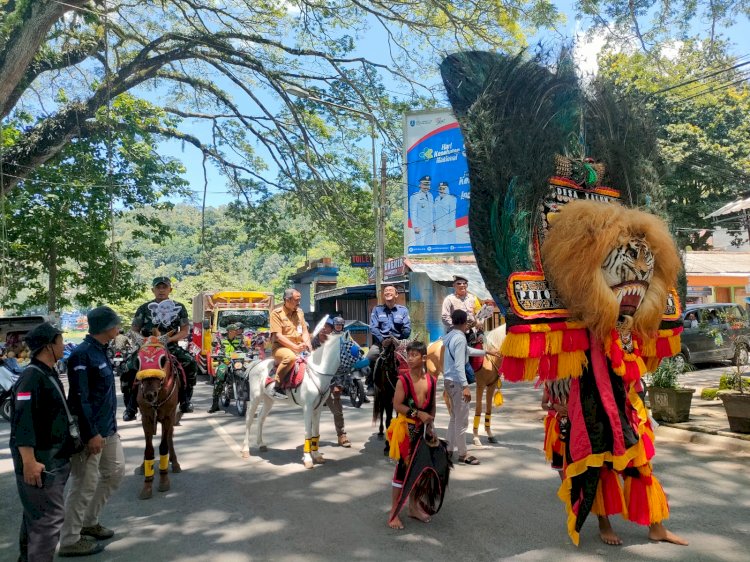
[441,51,688,546]
[386,341,450,529]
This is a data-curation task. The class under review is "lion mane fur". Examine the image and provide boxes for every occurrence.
[540,200,681,342]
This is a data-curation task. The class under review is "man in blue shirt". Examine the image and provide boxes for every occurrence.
[367,285,411,391]
[59,307,125,557]
[443,309,483,466]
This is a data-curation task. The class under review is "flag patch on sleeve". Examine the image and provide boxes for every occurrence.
[17,392,31,401]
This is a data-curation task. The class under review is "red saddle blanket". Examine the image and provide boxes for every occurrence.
[265,357,307,390]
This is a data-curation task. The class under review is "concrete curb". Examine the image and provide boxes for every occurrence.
[655,424,750,454]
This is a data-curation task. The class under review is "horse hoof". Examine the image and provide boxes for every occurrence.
[259,445,268,453]
[171,463,182,473]
[158,479,170,492]
[473,437,482,447]
[313,455,326,464]
[241,450,250,459]
[487,436,498,444]
[139,487,153,500]
[303,459,314,469]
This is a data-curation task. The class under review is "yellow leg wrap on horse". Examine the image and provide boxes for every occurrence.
[473,415,481,431]
[304,439,311,454]
[485,414,491,430]
[159,454,169,471]
[144,459,155,478]
[311,436,320,452]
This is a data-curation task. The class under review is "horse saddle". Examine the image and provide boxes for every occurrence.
[264,356,307,391]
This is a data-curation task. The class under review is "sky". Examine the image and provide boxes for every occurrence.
[163,1,750,209]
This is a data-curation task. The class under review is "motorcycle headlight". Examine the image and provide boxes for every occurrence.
[233,361,244,370]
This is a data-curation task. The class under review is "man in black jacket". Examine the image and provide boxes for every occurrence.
[10,322,82,561]
[59,307,124,558]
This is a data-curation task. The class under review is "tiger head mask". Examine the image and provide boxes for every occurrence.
[540,200,681,342]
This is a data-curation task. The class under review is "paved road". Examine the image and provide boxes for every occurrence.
[1,372,749,561]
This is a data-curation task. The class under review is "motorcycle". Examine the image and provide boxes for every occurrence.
[217,350,258,417]
[340,355,369,408]
[0,359,20,422]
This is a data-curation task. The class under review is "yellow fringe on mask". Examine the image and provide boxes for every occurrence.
[546,330,563,355]
[501,333,531,358]
[159,454,169,472]
[557,351,588,379]
[386,414,415,461]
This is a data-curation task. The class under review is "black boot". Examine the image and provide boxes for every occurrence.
[207,397,220,414]
[178,385,193,413]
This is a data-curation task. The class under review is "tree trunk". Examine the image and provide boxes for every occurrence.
[0,1,89,118]
[47,241,57,314]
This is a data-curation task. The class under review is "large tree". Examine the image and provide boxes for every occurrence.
[595,40,750,250]
[1,94,189,312]
[0,1,559,197]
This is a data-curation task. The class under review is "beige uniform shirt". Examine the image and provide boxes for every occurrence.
[441,292,480,329]
[270,306,307,351]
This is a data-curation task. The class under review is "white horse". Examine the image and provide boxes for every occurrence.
[241,330,358,469]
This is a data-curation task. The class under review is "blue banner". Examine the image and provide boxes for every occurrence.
[404,111,472,255]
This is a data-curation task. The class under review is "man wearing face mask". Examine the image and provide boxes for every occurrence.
[10,323,78,561]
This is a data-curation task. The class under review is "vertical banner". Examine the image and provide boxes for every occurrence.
[403,109,472,256]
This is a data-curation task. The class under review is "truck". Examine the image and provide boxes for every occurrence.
[190,290,274,377]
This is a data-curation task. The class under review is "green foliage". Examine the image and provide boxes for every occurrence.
[701,388,719,400]
[0,94,189,312]
[597,41,750,250]
[649,357,691,388]
[719,373,750,392]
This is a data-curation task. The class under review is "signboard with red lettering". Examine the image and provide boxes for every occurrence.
[350,254,373,268]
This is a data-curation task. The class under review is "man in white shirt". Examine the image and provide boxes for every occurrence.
[409,175,434,246]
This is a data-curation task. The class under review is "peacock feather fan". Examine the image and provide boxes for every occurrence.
[440,51,661,314]
[440,51,580,310]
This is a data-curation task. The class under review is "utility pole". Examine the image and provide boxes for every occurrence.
[378,150,387,295]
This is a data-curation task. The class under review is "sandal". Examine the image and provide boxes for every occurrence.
[338,434,352,448]
[458,455,480,465]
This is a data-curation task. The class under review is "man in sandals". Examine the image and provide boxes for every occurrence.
[442,309,482,465]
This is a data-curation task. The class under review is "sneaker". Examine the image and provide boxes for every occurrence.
[180,402,194,413]
[81,524,115,540]
[58,538,104,557]
[207,404,221,414]
[123,410,136,422]
[366,387,375,397]
[338,434,352,448]
[272,390,288,400]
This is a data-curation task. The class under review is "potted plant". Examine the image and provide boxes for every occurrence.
[718,361,750,433]
[647,358,695,423]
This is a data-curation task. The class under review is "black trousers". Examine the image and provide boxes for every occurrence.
[15,462,71,562]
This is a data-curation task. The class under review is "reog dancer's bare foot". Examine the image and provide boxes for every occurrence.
[648,522,689,545]
[408,501,432,523]
[388,515,404,530]
[598,516,623,546]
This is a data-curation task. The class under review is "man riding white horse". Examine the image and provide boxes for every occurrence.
[271,288,312,399]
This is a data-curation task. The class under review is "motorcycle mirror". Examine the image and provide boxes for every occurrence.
[311,314,330,339]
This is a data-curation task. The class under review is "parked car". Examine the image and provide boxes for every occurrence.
[676,303,750,369]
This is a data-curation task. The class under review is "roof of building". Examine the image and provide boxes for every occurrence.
[405,261,492,300]
[684,251,750,276]
[314,284,377,301]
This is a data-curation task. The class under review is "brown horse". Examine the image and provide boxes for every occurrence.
[426,325,506,445]
[135,336,181,499]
